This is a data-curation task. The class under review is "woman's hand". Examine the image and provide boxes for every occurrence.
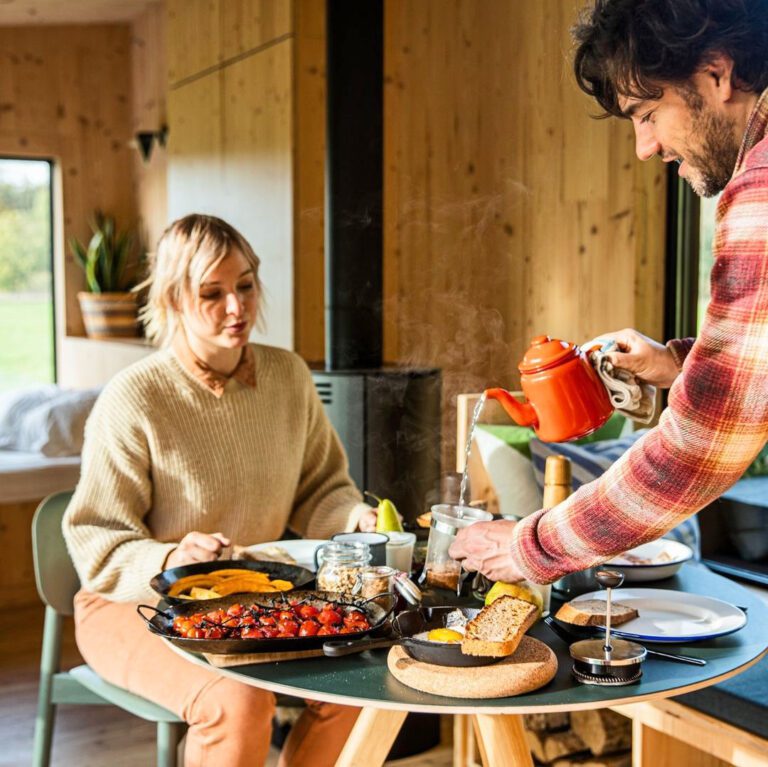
[165,531,231,569]
[357,508,378,532]
[593,329,680,388]
[448,520,525,583]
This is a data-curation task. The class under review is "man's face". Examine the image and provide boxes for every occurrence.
[619,81,740,197]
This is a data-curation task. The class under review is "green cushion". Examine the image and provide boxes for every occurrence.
[477,412,627,458]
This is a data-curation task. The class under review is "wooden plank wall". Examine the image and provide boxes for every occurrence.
[165,0,295,351]
[293,0,326,363]
[131,1,168,256]
[0,25,136,344]
[382,0,667,468]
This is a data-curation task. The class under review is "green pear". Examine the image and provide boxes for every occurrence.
[366,492,404,533]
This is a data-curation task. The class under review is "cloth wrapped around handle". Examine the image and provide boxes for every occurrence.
[584,339,657,424]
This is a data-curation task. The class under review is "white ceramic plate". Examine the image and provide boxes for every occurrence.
[570,588,747,643]
[605,539,693,582]
[242,540,328,573]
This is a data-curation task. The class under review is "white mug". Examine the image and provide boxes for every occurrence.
[385,532,416,573]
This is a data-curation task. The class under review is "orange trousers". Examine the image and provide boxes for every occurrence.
[74,591,360,767]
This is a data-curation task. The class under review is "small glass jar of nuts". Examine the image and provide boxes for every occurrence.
[316,541,371,594]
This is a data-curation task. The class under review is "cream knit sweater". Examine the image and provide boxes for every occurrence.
[63,344,367,603]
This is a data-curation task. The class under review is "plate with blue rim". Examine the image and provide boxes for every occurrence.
[566,588,747,643]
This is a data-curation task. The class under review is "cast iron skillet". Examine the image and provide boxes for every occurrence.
[149,558,315,605]
[323,605,504,667]
[137,590,396,655]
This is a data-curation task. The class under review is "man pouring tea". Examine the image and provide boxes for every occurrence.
[450,0,768,584]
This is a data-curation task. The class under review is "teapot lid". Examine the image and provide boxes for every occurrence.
[519,335,579,373]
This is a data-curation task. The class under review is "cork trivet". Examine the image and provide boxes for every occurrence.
[204,648,324,668]
[387,636,557,698]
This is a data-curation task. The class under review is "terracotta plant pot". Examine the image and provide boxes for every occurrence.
[77,291,140,339]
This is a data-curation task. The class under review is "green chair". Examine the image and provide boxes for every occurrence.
[31,491,186,767]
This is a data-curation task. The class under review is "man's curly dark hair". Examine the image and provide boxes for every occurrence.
[573,0,768,118]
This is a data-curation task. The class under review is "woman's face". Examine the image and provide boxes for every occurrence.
[180,248,258,353]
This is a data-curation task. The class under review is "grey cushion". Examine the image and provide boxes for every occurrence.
[676,655,768,740]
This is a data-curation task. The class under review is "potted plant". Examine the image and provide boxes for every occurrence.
[70,211,142,339]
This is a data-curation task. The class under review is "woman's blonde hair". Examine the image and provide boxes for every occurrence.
[139,214,264,346]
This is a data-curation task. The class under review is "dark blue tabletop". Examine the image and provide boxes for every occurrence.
[172,563,768,714]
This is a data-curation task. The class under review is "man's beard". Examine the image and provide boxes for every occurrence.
[679,87,740,197]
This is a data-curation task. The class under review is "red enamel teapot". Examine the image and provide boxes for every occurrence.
[485,335,613,443]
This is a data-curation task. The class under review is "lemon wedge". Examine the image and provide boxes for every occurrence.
[426,628,463,643]
[485,581,543,617]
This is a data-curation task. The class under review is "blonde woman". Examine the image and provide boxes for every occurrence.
[64,214,377,767]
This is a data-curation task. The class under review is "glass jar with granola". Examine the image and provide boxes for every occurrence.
[316,541,371,594]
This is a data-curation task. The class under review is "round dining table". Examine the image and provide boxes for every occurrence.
[168,562,768,767]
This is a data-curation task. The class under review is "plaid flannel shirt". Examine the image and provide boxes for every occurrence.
[512,87,768,584]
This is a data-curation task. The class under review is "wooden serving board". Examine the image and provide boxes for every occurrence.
[204,648,324,668]
[387,636,557,699]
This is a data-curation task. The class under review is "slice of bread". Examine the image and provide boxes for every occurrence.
[460,595,539,657]
[555,599,638,627]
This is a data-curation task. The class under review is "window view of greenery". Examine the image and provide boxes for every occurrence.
[696,194,720,331]
[0,159,54,392]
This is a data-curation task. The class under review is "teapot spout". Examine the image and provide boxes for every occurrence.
[484,388,538,428]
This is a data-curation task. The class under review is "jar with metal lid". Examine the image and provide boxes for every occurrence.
[359,565,397,606]
[316,541,371,594]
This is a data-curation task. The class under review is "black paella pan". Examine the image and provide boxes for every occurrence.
[150,558,315,605]
[323,605,504,667]
[137,589,396,654]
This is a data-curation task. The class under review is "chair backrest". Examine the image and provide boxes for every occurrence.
[32,490,80,616]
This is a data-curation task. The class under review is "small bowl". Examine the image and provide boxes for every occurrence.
[605,539,693,582]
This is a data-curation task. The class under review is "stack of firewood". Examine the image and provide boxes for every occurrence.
[523,710,632,767]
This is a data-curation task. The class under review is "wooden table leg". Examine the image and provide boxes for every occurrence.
[334,706,408,767]
[472,713,534,767]
[454,714,481,767]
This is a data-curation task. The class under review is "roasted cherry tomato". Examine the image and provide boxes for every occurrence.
[298,620,319,637]
[242,627,264,639]
[317,608,342,626]
[277,620,299,636]
[297,604,320,620]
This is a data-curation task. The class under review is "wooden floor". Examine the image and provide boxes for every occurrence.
[0,604,451,767]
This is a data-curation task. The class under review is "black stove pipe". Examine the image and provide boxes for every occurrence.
[324,0,384,370]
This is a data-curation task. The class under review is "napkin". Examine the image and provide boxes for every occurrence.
[585,339,657,424]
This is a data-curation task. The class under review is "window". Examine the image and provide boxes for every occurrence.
[696,195,720,330]
[0,158,54,392]
[664,168,720,339]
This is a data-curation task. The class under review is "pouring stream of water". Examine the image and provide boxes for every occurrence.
[458,393,487,510]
